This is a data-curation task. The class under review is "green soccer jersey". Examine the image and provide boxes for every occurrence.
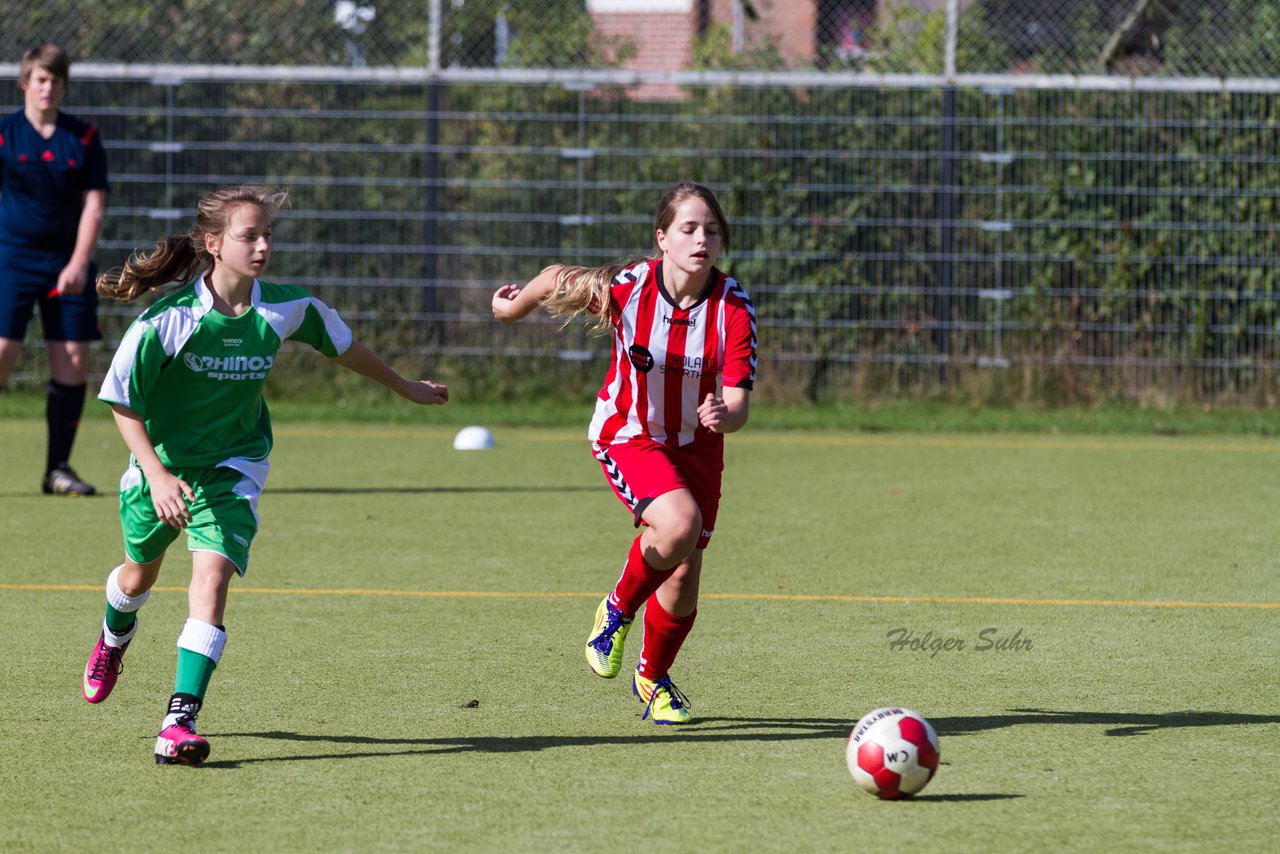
[99,277,352,469]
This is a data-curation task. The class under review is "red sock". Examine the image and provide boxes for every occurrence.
[637,596,697,680]
[608,535,671,618]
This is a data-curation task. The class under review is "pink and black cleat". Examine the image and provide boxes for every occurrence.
[154,721,210,766]
[83,633,129,704]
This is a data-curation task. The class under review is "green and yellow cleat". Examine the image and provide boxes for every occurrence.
[632,671,692,724]
[585,597,632,678]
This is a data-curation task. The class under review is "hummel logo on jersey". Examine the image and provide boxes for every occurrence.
[183,352,273,381]
[662,315,694,327]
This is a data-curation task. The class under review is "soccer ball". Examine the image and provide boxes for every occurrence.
[847,707,940,799]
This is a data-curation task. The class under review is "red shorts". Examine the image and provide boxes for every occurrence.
[593,436,724,549]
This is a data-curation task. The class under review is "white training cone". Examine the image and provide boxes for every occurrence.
[453,426,495,450]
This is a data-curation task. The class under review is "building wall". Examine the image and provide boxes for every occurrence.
[588,0,823,95]
[590,10,698,72]
[708,0,819,65]
[591,0,958,90]
[588,0,697,99]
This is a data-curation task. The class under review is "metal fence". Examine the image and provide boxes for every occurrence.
[3,66,1272,403]
[2,1,1279,403]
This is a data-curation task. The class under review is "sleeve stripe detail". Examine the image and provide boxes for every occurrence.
[257,295,353,355]
[726,278,758,384]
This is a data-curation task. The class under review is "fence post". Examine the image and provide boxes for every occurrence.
[428,0,441,74]
[936,85,956,386]
[423,0,442,338]
[945,0,959,80]
[423,81,441,334]
[934,1,960,386]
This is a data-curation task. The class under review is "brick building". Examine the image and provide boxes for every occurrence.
[586,1,961,92]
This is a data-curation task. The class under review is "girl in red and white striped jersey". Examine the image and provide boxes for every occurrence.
[492,182,756,724]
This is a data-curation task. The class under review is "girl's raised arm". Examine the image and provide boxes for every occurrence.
[491,265,563,323]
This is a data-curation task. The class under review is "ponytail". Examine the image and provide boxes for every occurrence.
[96,234,206,303]
[541,260,646,334]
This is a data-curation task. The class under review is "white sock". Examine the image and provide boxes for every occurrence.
[177,619,227,665]
[104,565,149,648]
[106,564,151,612]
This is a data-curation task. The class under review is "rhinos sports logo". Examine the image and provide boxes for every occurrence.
[183,352,274,381]
[628,345,654,373]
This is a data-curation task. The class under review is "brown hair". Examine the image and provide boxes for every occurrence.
[97,185,288,303]
[20,44,70,86]
[541,182,730,332]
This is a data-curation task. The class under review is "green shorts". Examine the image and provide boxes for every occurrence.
[118,463,263,576]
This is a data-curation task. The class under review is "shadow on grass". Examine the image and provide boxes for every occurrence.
[0,485,599,499]
[932,708,1280,738]
[907,793,1024,802]
[267,485,598,496]
[199,716,854,767]
[0,492,112,500]
[194,707,1278,769]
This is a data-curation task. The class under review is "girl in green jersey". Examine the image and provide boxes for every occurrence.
[81,185,448,765]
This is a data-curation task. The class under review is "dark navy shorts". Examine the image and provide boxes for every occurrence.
[0,245,102,342]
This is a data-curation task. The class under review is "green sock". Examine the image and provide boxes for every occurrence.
[175,647,217,701]
[105,604,137,635]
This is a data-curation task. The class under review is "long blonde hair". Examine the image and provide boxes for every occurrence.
[540,182,731,332]
[97,185,288,303]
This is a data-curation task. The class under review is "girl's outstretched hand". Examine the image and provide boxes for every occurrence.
[403,380,449,405]
[492,269,561,322]
[491,283,524,321]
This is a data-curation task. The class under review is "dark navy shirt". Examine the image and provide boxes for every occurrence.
[0,109,109,254]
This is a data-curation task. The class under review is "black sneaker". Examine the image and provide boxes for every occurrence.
[42,466,96,496]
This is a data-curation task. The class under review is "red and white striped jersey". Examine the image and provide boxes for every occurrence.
[589,260,757,450]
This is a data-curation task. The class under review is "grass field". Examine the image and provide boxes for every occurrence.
[2,414,1278,852]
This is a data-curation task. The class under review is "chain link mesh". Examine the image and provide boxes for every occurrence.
[3,3,1279,401]
[0,75,1272,401]
[0,1,1276,78]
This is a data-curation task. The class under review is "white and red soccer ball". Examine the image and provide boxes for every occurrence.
[847,707,940,799]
